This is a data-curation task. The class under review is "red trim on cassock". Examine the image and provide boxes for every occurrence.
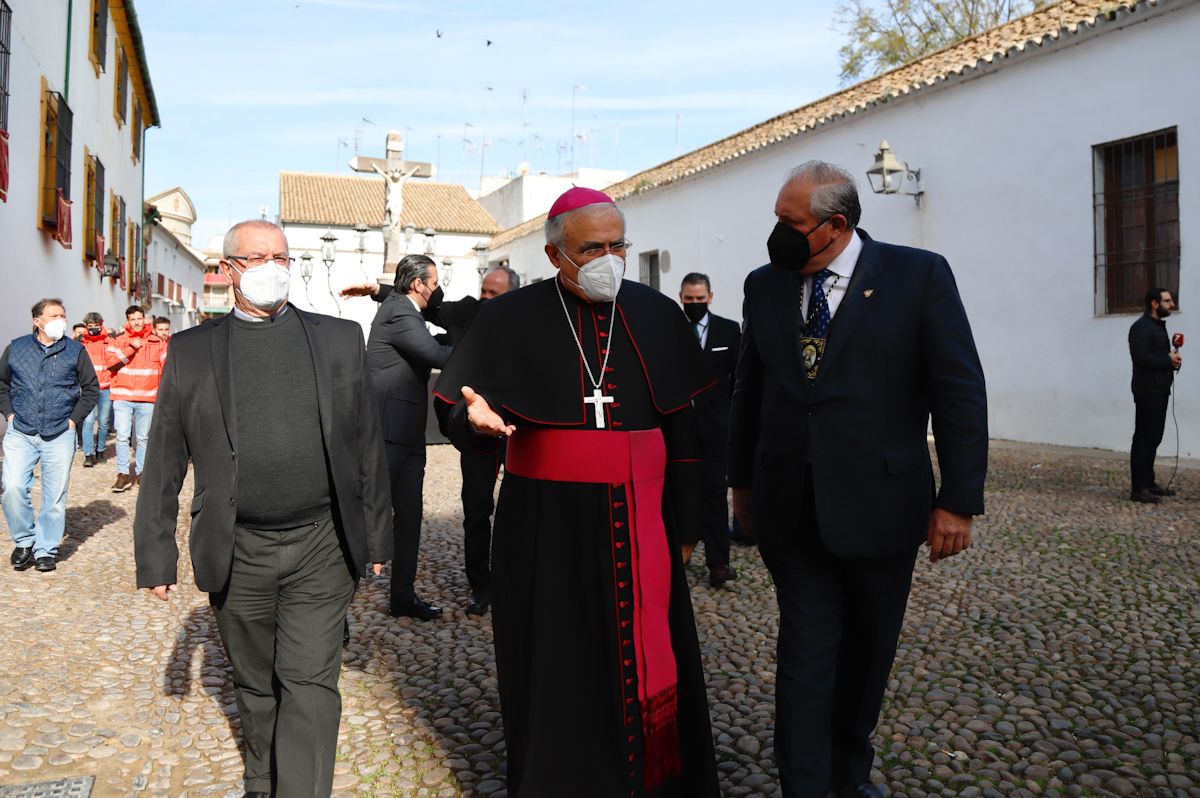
[616,303,716,415]
[505,427,683,789]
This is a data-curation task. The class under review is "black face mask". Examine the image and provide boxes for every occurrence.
[767,218,833,272]
[87,326,102,336]
[422,285,445,317]
[682,302,709,323]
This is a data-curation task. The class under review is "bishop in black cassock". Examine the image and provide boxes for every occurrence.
[434,188,720,798]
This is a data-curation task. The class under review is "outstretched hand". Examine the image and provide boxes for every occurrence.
[340,283,380,298]
[462,386,515,437]
[926,508,972,563]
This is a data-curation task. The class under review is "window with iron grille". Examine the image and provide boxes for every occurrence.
[1093,128,1180,315]
[113,46,127,125]
[90,0,108,74]
[84,153,105,260]
[0,2,12,131]
[639,251,660,291]
[40,90,72,227]
[117,195,126,261]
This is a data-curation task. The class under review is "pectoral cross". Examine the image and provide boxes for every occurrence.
[584,388,614,429]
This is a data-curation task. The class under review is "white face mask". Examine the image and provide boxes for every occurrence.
[562,252,625,302]
[41,319,67,341]
[231,261,291,310]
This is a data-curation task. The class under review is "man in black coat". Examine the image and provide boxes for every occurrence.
[367,254,454,620]
[134,220,392,798]
[1128,287,1181,503]
[679,272,741,587]
[729,162,988,798]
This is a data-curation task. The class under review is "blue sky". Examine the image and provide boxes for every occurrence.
[138,0,846,247]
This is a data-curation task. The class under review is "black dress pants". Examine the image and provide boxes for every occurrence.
[759,476,919,798]
[210,515,357,798]
[386,442,426,607]
[1131,389,1169,491]
[700,446,731,570]
[460,447,500,594]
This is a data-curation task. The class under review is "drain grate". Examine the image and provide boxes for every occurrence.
[0,778,94,798]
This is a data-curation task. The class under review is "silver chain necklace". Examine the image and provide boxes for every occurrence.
[555,277,618,428]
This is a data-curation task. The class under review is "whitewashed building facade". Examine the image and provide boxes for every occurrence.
[487,0,1198,457]
[0,0,158,341]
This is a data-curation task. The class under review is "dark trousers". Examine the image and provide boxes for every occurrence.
[700,446,731,569]
[461,447,499,594]
[1131,389,1170,490]
[760,475,919,798]
[210,515,357,798]
[386,442,426,607]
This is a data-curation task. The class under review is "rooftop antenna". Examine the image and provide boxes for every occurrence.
[354,117,376,155]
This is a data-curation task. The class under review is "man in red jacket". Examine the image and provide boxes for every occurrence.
[107,306,167,491]
[79,312,113,468]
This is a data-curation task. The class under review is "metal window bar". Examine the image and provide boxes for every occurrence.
[40,92,71,225]
[117,196,126,259]
[115,49,127,122]
[0,1,12,131]
[92,0,108,71]
[93,157,105,256]
[1093,128,1179,314]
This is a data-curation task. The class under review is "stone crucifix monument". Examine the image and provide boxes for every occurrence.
[349,131,434,274]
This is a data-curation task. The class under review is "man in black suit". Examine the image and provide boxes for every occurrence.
[680,272,741,587]
[134,220,392,798]
[730,162,987,798]
[1128,287,1181,503]
[349,267,520,615]
[368,254,454,620]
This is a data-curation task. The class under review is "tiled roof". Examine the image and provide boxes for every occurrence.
[489,0,1154,249]
[279,172,500,235]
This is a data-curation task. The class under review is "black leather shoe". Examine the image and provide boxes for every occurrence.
[83,454,96,468]
[708,563,738,588]
[1130,489,1162,504]
[837,784,885,798]
[1149,483,1177,497]
[390,597,443,621]
[11,547,34,571]
[34,556,56,572]
[243,792,270,798]
[466,592,491,616]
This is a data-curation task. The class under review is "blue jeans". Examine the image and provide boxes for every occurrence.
[2,427,77,558]
[81,388,112,456]
[113,400,154,476]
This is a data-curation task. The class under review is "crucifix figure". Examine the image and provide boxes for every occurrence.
[348,130,433,270]
[583,388,614,428]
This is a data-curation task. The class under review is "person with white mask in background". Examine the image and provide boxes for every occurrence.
[0,298,99,573]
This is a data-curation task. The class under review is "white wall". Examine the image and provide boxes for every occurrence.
[491,2,1199,456]
[0,0,149,342]
[144,224,205,332]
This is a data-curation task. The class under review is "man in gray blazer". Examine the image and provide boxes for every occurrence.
[134,220,392,798]
[367,254,453,620]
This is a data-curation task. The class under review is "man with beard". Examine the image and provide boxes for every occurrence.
[730,162,987,798]
[1128,287,1182,503]
[433,187,719,797]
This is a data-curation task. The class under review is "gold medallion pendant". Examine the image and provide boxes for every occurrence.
[800,336,825,380]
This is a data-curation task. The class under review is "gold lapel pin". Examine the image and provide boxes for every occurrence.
[863,289,874,298]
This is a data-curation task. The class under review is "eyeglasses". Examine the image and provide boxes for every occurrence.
[566,239,632,258]
[227,254,295,268]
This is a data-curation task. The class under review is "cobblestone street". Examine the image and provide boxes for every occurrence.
[0,441,1196,798]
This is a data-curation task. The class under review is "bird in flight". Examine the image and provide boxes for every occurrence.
[436,29,443,38]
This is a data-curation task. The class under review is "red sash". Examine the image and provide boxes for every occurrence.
[506,427,682,789]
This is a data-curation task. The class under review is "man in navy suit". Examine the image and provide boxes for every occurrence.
[680,272,741,587]
[729,161,987,798]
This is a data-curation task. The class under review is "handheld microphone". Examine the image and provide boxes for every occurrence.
[1172,332,1184,352]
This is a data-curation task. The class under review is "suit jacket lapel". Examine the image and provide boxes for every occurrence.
[295,308,334,445]
[816,234,881,386]
[211,315,238,452]
[766,267,810,399]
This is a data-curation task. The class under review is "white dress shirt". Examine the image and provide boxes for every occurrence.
[800,230,864,323]
[692,311,710,349]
